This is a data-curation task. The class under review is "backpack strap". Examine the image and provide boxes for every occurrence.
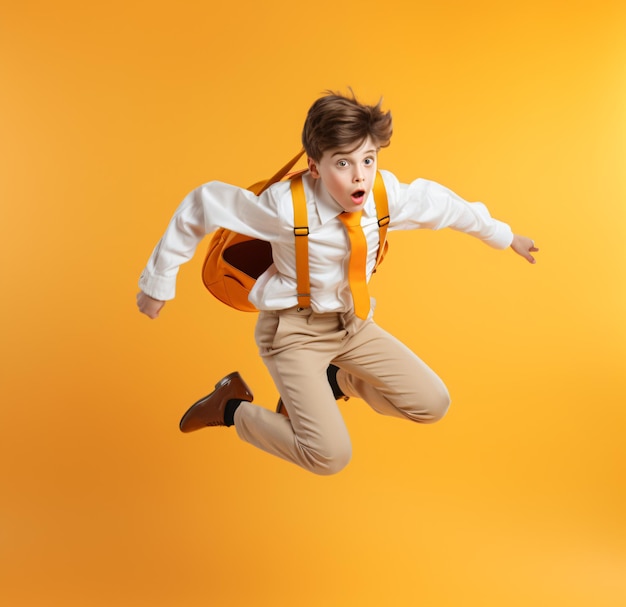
[250,149,306,195]
[290,174,311,310]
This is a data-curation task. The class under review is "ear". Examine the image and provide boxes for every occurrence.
[308,157,320,179]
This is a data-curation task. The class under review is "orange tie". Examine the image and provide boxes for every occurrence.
[338,211,370,319]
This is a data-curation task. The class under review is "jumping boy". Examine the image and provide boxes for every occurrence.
[136,91,538,475]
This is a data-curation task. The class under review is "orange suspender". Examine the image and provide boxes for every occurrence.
[373,171,390,269]
[290,175,312,310]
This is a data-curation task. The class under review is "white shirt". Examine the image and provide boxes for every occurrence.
[138,170,514,313]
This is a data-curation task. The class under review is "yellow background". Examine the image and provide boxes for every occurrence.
[1,1,625,605]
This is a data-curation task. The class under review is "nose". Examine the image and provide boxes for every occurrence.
[353,167,365,183]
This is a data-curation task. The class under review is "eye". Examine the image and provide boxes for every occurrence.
[336,159,349,168]
[363,157,374,166]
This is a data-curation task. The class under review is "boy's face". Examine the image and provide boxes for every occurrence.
[308,137,378,213]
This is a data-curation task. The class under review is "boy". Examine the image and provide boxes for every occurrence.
[137,91,538,475]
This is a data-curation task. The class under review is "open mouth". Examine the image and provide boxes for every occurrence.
[351,190,366,204]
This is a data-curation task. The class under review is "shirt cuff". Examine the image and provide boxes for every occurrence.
[485,220,515,250]
[138,270,176,301]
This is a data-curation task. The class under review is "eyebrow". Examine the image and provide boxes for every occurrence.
[331,148,377,158]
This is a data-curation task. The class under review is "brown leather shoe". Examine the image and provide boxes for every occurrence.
[179,372,254,432]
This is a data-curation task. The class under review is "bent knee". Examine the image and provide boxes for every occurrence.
[425,390,451,423]
[300,442,352,476]
[404,385,451,424]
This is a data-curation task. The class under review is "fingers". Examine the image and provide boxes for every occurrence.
[144,303,163,319]
[136,291,165,319]
[511,235,539,264]
[144,307,160,319]
[526,240,539,263]
[523,243,536,264]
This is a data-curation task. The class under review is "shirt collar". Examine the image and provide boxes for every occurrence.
[304,172,377,225]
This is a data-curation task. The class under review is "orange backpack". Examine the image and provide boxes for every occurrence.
[201,151,390,312]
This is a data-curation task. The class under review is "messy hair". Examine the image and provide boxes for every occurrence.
[301,90,393,161]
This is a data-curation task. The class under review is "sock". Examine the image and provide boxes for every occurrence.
[224,399,243,427]
[327,364,345,400]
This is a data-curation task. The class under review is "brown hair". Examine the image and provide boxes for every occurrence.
[301,90,393,160]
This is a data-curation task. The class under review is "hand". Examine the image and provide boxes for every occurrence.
[510,234,539,264]
[136,291,166,319]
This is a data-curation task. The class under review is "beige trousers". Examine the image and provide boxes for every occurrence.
[234,306,450,475]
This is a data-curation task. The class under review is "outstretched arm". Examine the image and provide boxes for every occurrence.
[510,234,539,264]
